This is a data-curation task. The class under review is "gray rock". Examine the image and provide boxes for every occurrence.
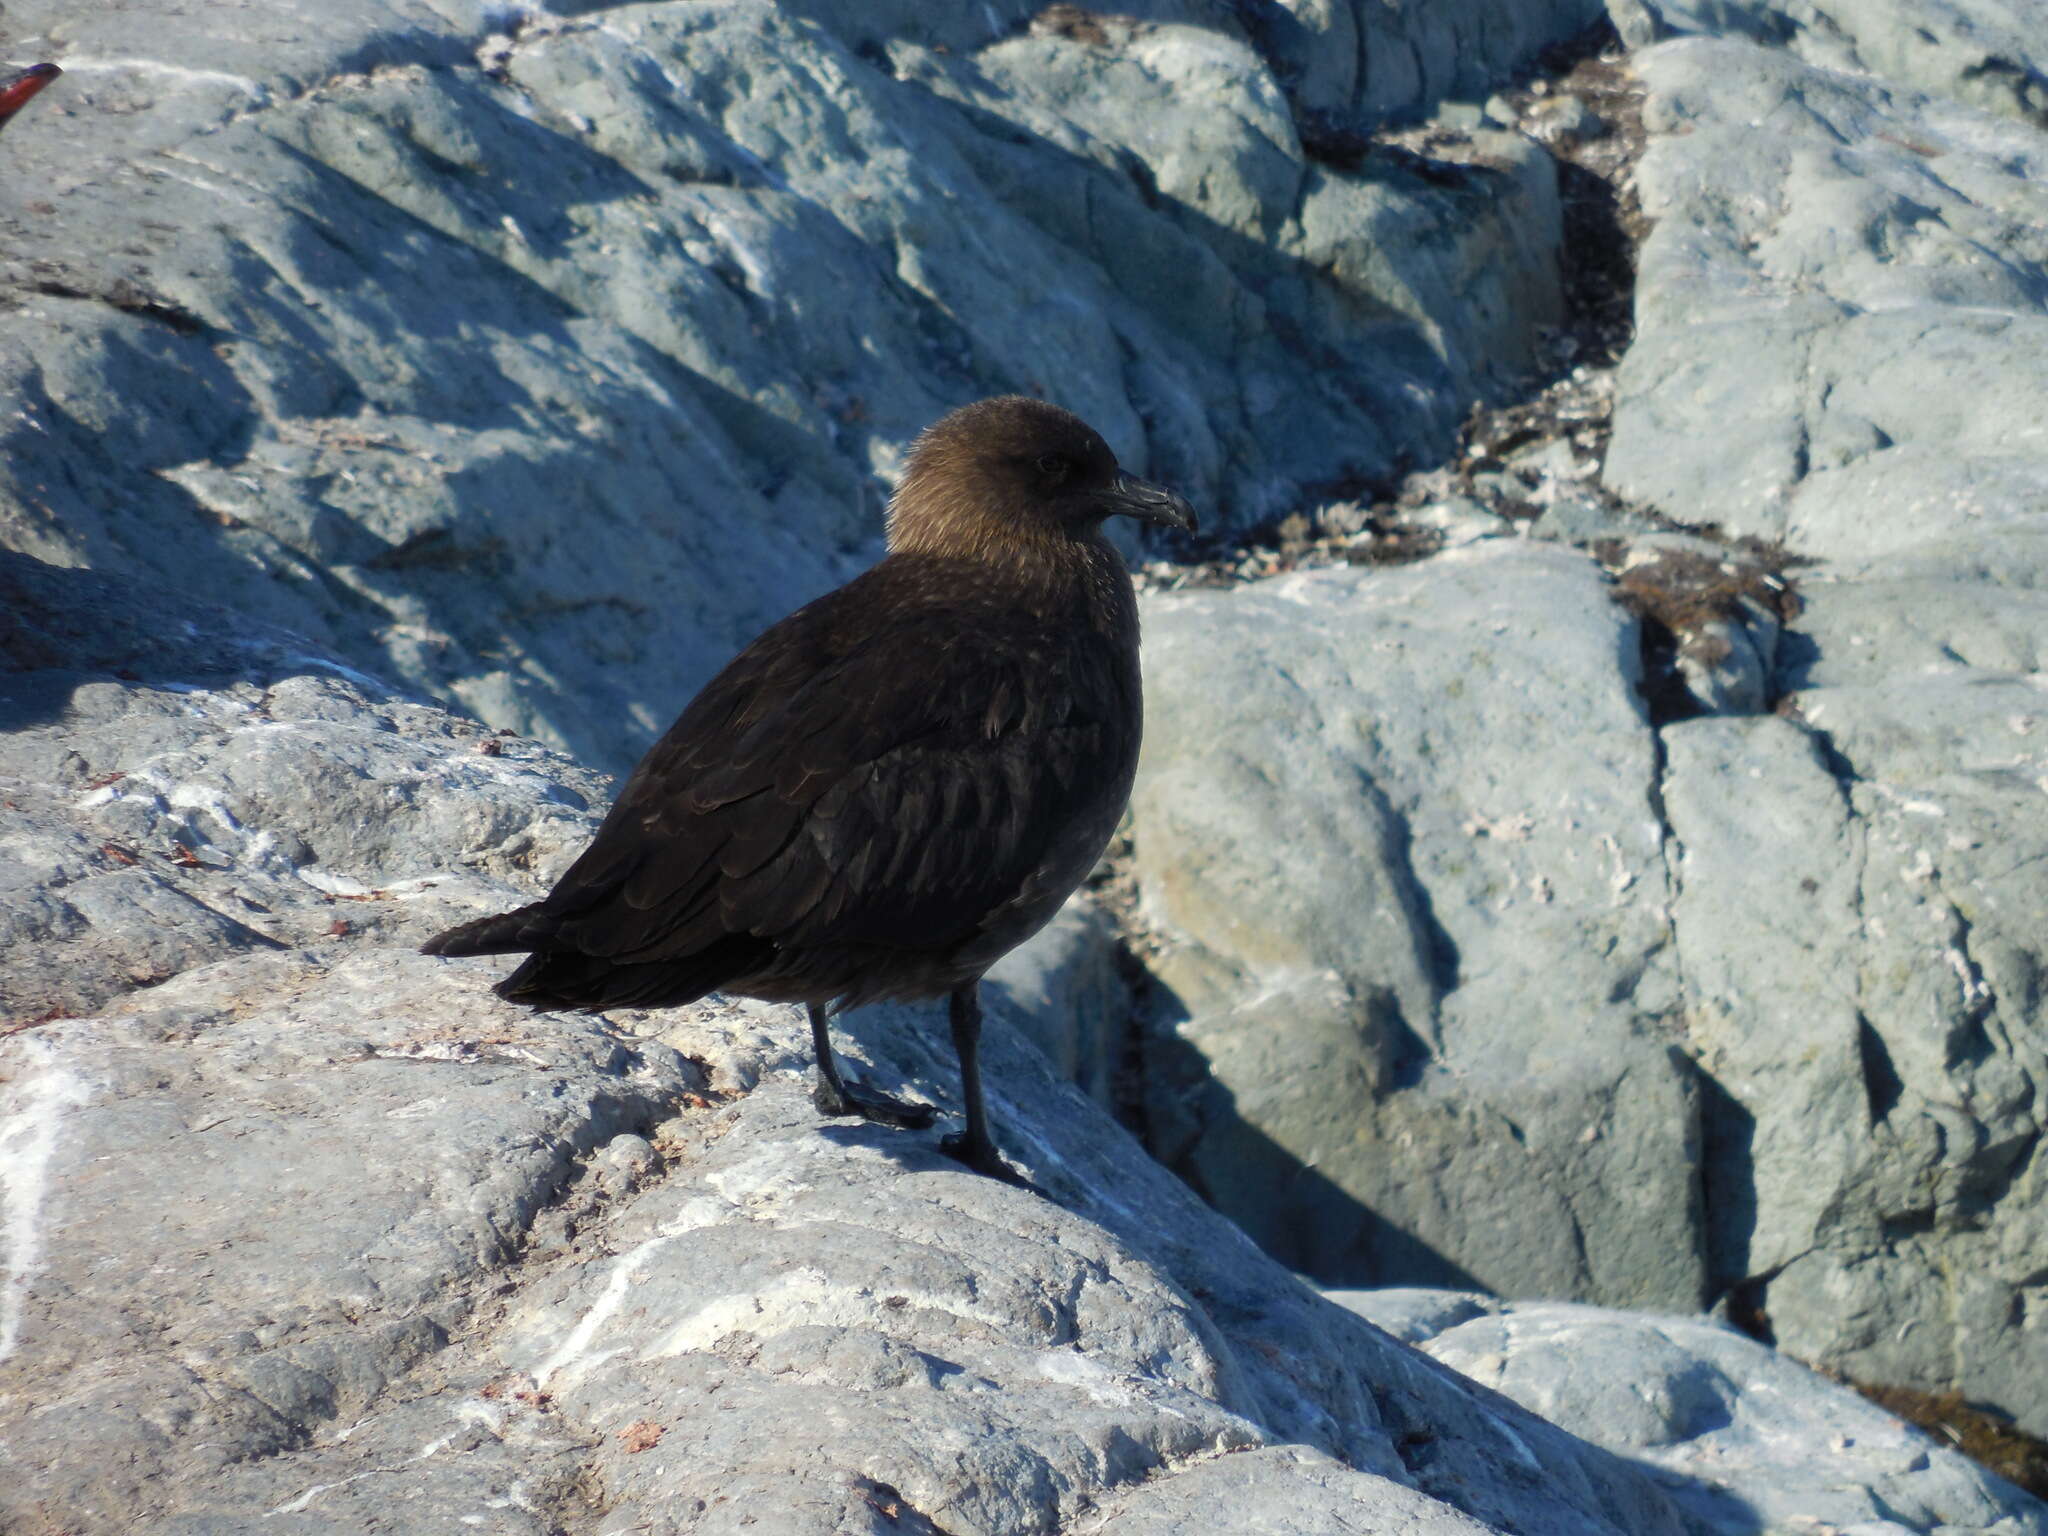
[1404,494,1514,546]
[0,946,710,1528]
[8,0,2048,1507]
[1607,0,2048,129]
[5,560,2041,1536]
[1614,541,1786,717]
[1087,1445,1501,1534]
[1665,680,2048,1433]
[4,956,1704,1534]
[1527,93,1605,143]
[984,891,1128,1110]
[1127,516,2048,1441]
[1787,573,2048,690]
[1673,603,1776,716]
[1331,1291,2048,1536]
[1529,490,1658,544]
[0,564,1713,1534]
[0,0,1580,777]
[1602,38,2048,553]
[1129,544,1704,1312]
[1250,0,1608,124]
[1576,14,2048,1438]
[1326,1287,1495,1345]
[0,551,610,1024]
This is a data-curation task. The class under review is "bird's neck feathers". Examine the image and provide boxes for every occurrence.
[887,475,1103,586]
[884,487,1135,639]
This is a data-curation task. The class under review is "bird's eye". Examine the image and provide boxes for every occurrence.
[1036,453,1069,483]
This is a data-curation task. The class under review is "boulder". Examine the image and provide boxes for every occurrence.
[1249,0,1609,125]
[1129,543,1703,1313]
[0,0,1577,775]
[9,554,2041,1532]
[1602,38,2048,553]
[1334,1289,2048,1535]
[1660,687,2048,1437]
[0,551,609,1025]
[1124,8,2048,1441]
[1594,16,2048,1436]
[1606,0,2048,128]
[0,557,1716,1535]
[9,0,2047,1500]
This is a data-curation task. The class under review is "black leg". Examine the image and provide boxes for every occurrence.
[939,985,1023,1183]
[808,1003,935,1129]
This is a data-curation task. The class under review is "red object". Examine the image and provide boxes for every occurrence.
[0,63,60,129]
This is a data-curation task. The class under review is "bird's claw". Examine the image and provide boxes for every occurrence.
[940,1131,1034,1189]
[812,1075,937,1129]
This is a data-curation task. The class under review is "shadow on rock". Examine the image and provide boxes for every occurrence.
[0,550,385,731]
[1137,968,1490,1293]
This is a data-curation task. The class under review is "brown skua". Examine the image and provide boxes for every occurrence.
[425,396,1195,1181]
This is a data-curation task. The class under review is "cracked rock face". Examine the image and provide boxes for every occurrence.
[1604,37,2048,550]
[1125,1,2048,1448]
[0,553,611,1026]
[1608,16,2048,1439]
[1336,1290,2047,1535]
[0,0,1572,776]
[6,0,2048,1516]
[1130,544,1702,1313]
[6,594,2038,1535]
[0,562,1721,1534]
[1609,0,2048,128]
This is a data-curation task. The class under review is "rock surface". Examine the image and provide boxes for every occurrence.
[1603,36,2048,549]
[0,552,609,1026]
[1117,0,2048,1446]
[0,558,1726,1535]
[6,0,2048,1510]
[1607,0,2048,128]
[1131,544,1700,1313]
[0,0,1573,775]
[1334,1289,2048,1535]
[8,556,2041,1530]
[1607,10,2048,1438]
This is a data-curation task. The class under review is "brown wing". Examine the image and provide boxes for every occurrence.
[511,579,1132,973]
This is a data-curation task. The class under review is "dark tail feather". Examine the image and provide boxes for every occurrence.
[492,933,777,1013]
[420,904,554,958]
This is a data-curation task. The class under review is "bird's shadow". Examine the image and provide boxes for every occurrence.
[821,981,1482,1285]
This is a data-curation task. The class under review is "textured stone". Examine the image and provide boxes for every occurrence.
[1251,0,1609,123]
[3,956,1700,1534]
[984,891,1127,1109]
[1571,11,2048,1437]
[1334,1291,2048,1536]
[0,554,1698,1536]
[1087,1446,1500,1534]
[0,0,1574,776]
[8,0,2048,1506]
[0,553,608,1025]
[1608,0,2048,128]
[1602,38,2048,553]
[1127,512,2048,1436]
[1129,543,1703,1311]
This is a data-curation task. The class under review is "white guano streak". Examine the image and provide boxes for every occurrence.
[0,1041,96,1363]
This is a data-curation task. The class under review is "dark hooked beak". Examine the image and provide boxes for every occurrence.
[1101,470,1198,534]
[0,64,60,132]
